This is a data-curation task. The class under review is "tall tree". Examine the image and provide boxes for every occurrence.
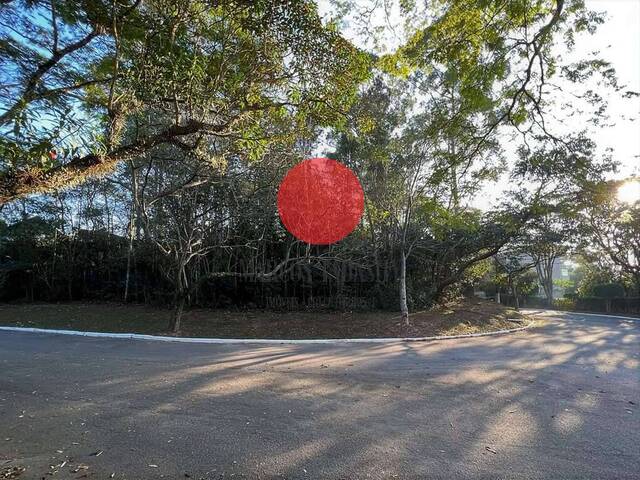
[578,179,640,294]
[495,250,537,311]
[523,213,574,304]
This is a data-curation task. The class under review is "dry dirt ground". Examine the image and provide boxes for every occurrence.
[0,299,529,339]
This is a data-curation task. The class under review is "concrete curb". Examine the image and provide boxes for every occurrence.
[0,324,532,345]
[523,309,640,322]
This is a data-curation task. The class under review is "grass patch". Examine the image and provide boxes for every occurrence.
[0,298,533,339]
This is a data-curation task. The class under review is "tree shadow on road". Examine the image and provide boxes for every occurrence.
[1,316,638,478]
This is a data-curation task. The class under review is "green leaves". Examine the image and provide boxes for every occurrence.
[0,0,374,202]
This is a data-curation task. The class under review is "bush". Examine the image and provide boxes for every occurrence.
[610,297,640,314]
[575,296,607,312]
[554,298,576,311]
[591,283,626,298]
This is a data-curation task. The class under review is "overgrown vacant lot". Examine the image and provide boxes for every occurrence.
[0,299,530,339]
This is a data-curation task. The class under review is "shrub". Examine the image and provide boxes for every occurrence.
[554,298,576,311]
[591,283,626,298]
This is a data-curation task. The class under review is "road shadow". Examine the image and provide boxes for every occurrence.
[0,315,638,478]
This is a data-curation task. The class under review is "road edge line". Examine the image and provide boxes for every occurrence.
[0,324,532,344]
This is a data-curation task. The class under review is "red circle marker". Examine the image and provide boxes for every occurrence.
[277,158,364,245]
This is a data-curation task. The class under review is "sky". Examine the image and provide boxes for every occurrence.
[318,0,640,209]
[487,0,640,208]
[581,0,640,176]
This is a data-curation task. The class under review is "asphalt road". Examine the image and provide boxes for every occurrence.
[0,311,638,479]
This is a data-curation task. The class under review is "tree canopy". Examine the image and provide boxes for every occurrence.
[0,0,370,203]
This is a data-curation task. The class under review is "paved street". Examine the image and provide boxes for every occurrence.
[0,312,638,479]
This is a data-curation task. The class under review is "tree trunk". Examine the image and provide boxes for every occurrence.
[124,163,138,302]
[123,208,135,302]
[399,251,409,326]
[512,282,520,311]
[536,258,555,306]
[170,294,185,333]
[168,263,187,333]
[545,258,554,305]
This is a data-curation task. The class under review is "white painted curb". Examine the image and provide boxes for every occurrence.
[0,324,531,345]
[523,309,640,322]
